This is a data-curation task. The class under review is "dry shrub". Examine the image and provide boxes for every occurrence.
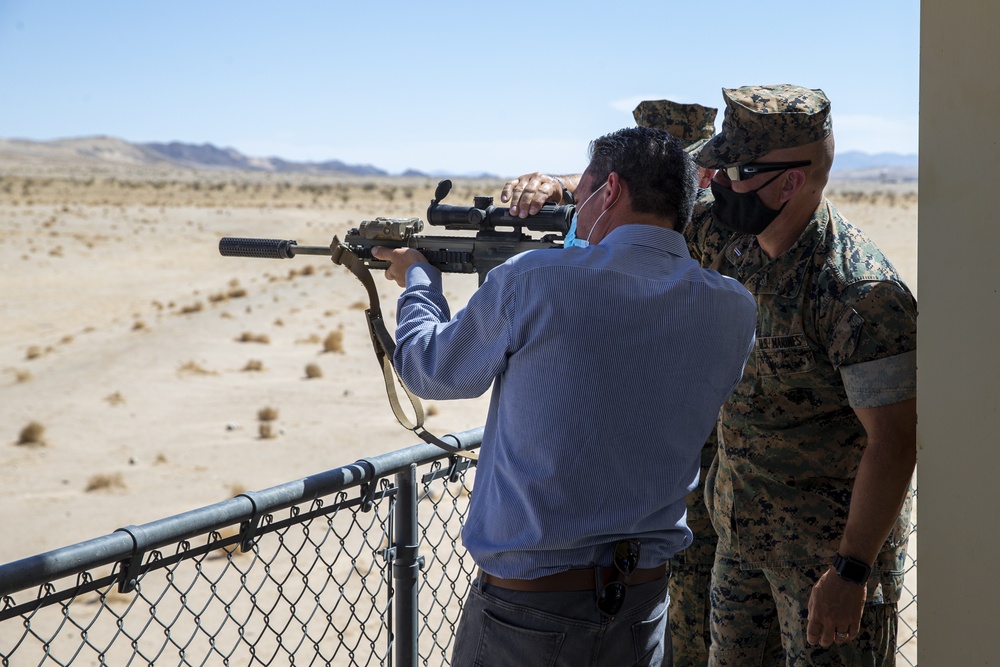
[104,391,126,406]
[296,333,321,345]
[17,421,46,446]
[229,483,248,497]
[82,589,133,607]
[242,359,264,372]
[132,320,146,331]
[179,301,204,314]
[154,452,168,465]
[257,406,279,422]
[227,287,247,298]
[5,368,32,383]
[349,300,367,310]
[274,318,284,327]
[304,362,323,379]
[59,335,74,345]
[25,345,42,360]
[323,330,344,353]
[426,404,439,417]
[258,422,276,439]
[207,292,228,303]
[300,265,315,276]
[236,332,270,344]
[178,360,216,375]
[86,472,126,492]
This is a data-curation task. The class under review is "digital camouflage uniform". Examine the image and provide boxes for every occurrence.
[687,86,917,666]
[634,99,717,158]
[634,98,720,667]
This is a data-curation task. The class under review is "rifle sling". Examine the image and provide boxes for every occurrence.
[329,239,476,460]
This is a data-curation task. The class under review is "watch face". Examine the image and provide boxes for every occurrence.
[835,555,871,583]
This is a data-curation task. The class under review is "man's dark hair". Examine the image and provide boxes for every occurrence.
[586,126,696,231]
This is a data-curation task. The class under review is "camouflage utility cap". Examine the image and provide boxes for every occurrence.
[633,99,717,154]
[696,84,832,169]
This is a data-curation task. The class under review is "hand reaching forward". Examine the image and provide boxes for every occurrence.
[500,172,564,218]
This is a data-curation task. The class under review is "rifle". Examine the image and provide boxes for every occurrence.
[218,179,574,285]
[218,179,574,457]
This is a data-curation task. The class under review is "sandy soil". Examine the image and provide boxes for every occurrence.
[0,171,918,657]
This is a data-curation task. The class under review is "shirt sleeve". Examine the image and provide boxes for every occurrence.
[826,280,918,408]
[392,262,514,400]
[840,350,916,408]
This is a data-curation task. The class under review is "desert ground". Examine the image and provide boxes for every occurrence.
[0,167,918,658]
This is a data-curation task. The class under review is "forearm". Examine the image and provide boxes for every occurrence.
[839,402,917,565]
[393,264,510,400]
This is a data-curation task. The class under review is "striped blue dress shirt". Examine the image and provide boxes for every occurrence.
[394,224,756,579]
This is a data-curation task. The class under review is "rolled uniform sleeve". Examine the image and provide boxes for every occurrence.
[826,280,918,409]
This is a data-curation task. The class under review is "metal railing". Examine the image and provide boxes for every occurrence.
[0,427,918,666]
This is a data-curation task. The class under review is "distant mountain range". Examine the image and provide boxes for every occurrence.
[0,135,917,181]
[831,151,918,182]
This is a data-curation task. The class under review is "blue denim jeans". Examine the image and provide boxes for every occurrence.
[450,575,671,667]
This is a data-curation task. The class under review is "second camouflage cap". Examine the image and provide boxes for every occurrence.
[695,84,832,169]
[633,100,717,154]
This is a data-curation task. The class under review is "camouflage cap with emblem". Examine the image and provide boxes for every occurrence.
[633,99,717,155]
[694,84,832,169]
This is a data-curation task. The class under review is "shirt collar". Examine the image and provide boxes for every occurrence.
[600,224,690,258]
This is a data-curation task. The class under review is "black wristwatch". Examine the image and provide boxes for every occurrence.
[833,553,872,585]
[551,176,574,205]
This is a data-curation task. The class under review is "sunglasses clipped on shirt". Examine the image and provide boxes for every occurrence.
[596,539,641,619]
[721,160,812,182]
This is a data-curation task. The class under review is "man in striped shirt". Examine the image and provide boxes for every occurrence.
[372,126,756,667]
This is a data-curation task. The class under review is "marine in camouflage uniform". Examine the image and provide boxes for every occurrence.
[686,85,917,666]
[635,98,720,667]
[500,88,914,666]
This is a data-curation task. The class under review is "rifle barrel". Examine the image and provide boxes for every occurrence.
[218,237,331,259]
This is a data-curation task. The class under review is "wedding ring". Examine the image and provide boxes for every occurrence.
[835,631,848,639]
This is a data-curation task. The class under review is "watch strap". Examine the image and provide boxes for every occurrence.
[833,553,872,585]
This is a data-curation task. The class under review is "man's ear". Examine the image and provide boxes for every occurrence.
[697,168,715,189]
[780,169,807,203]
[604,172,625,208]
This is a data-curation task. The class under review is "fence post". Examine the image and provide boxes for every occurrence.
[393,463,422,667]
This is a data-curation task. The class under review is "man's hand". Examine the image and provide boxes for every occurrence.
[371,246,429,288]
[806,568,867,647]
[500,172,564,218]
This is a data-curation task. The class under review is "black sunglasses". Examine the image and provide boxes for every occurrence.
[721,160,811,182]
[596,540,641,619]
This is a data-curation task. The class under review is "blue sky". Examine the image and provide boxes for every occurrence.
[0,1,919,177]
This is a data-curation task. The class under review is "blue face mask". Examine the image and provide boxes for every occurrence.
[564,212,588,248]
[563,181,607,249]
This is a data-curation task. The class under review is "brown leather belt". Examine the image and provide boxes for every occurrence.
[480,564,667,592]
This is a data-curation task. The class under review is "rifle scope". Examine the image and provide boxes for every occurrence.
[426,179,573,234]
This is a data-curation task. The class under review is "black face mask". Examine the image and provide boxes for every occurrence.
[710,171,787,235]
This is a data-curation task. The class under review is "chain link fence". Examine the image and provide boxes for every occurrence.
[0,427,917,666]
